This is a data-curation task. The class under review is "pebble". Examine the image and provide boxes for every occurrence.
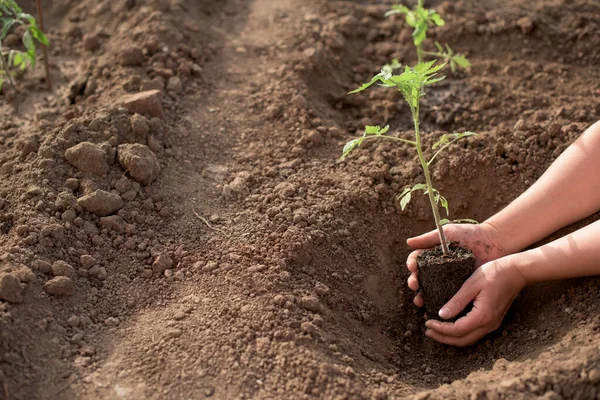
[120,46,144,66]
[64,142,110,176]
[78,190,124,217]
[44,276,74,296]
[52,261,76,278]
[0,273,23,303]
[117,144,161,185]
[119,90,164,119]
[152,254,173,276]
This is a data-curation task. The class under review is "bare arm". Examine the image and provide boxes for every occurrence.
[487,121,600,254]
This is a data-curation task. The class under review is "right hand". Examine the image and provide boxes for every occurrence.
[406,222,507,307]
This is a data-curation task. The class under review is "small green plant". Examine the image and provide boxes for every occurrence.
[342,60,476,255]
[386,0,470,72]
[0,0,48,90]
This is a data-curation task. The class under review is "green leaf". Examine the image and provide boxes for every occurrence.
[385,5,410,17]
[349,75,383,94]
[452,54,471,69]
[405,11,416,27]
[411,183,427,192]
[29,25,48,46]
[341,138,361,159]
[400,191,411,211]
[365,125,380,134]
[1,17,16,39]
[439,195,449,215]
[430,12,445,26]
[440,218,450,226]
[412,22,427,46]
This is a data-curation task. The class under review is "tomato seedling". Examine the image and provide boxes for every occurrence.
[386,0,470,72]
[0,0,48,91]
[342,60,476,255]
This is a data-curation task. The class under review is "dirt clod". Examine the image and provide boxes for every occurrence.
[78,190,124,216]
[0,273,23,303]
[65,142,110,175]
[44,276,74,296]
[117,143,161,185]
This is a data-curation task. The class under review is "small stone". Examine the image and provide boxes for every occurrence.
[65,178,79,191]
[97,267,108,280]
[301,321,318,334]
[299,296,322,313]
[74,356,92,368]
[105,317,120,327]
[516,17,535,35]
[45,276,74,296]
[173,311,186,321]
[166,328,182,338]
[52,261,76,278]
[120,46,144,66]
[589,368,600,384]
[61,209,77,223]
[79,255,97,269]
[119,90,163,118]
[166,76,183,93]
[117,144,160,185]
[140,79,164,92]
[274,181,296,197]
[115,176,133,194]
[78,190,124,217]
[100,215,126,233]
[83,33,100,51]
[307,130,322,145]
[65,142,109,176]
[152,254,173,276]
[0,273,23,303]
[202,261,218,272]
[67,315,80,327]
[315,282,330,296]
[33,259,52,274]
[130,114,150,143]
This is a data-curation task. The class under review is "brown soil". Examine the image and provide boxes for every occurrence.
[1,0,600,399]
[418,244,475,319]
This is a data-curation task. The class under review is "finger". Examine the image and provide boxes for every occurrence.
[407,272,419,291]
[425,306,485,337]
[413,292,424,307]
[406,250,423,273]
[407,229,441,250]
[425,326,490,347]
[438,278,480,320]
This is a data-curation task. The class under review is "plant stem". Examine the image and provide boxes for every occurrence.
[0,38,16,90]
[412,97,450,255]
[35,0,51,90]
[416,44,423,64]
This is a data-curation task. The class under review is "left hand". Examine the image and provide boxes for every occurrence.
[424,257,527,346]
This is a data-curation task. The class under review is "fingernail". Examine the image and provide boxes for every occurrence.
[424,320,433,328]
[425,329,432,337]
[439,307,450,319]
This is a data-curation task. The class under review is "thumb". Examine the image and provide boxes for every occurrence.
[407,229,440,250]
[439,279,480,320]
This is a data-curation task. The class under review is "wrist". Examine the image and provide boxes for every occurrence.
[480,221,512,258]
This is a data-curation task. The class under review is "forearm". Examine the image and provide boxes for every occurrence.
[508,218,600,284]
[486,121,600,254]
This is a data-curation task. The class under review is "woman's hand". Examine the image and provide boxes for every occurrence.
[406,222,507,307]
[423,257,527,346]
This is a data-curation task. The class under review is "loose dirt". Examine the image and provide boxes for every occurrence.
[1,0,600,399]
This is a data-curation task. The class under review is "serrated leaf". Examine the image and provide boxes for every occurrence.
[412,22,427,46]
[349,75,383,94]
[405,11,416,27]
[400,191,411,210]
[365,125,380,134]
[379,125,390,134]
[399,186,411,198]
